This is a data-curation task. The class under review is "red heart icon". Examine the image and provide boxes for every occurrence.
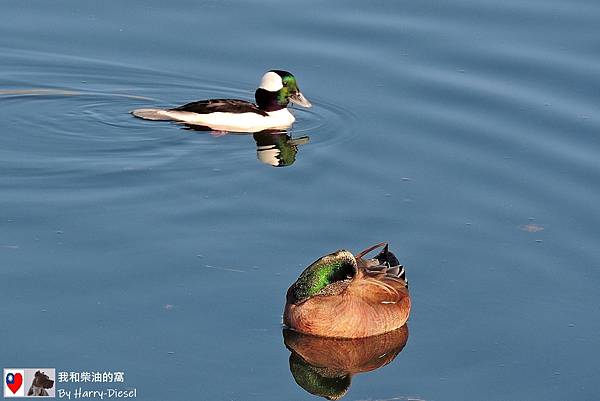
[7,373,23,394]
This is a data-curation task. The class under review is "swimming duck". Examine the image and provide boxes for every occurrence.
[284,243,410,338]
[131,70,311,132]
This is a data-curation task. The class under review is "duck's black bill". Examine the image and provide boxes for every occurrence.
[289,92,312,108]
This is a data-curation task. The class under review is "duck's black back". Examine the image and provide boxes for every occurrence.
[171,99,268,116]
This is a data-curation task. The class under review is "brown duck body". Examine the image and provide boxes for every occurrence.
[284,243,411,339]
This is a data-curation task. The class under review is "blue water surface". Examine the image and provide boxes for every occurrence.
[1,0,599,400]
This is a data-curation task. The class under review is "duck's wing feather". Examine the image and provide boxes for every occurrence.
[171,99,268,116]
[356,243,408,287]
[364,264,407,284]
[339,266,410,336]
[351,258,408,305]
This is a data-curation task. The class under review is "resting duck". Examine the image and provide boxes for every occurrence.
[131,70,311,132]
[284,243,410,338]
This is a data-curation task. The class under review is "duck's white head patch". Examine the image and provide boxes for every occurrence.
[259,71,283,91]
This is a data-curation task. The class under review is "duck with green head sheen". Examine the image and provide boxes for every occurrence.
[284,243,411,338]
[255,70,312,112]
[131,69,311,133]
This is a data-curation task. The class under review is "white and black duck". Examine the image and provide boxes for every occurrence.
[132,70,311,132]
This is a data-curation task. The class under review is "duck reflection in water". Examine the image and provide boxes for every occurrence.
[283,325,409,400]
[182,124,309,167]
[253,131,309,167]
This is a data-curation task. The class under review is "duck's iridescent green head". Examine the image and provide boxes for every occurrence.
[255,70,312,111]
[286,250,357,305]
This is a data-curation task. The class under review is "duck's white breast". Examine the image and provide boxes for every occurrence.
[163,108,295,132]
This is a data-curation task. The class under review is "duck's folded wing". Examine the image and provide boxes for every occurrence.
[365,263,407,285]
[359,243,408,287]
[353,271,408,303]
[171,99,268,116]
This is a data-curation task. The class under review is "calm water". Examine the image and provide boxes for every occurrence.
[2,0,600,400]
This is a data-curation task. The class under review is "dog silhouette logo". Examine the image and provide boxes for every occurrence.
[27,371,54,397]
[3,369,55,398]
